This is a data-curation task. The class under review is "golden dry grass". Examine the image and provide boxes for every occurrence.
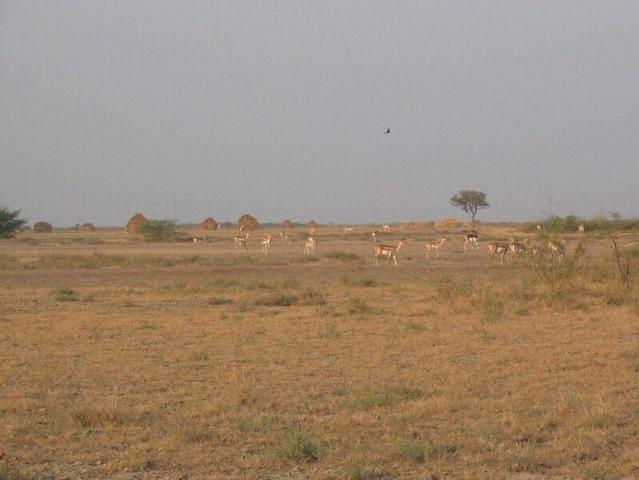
[1,227,638,479]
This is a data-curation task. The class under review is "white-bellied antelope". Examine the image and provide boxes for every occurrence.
[371,230,377,242]
[578,224,586,233]
[464,231,479,253]
[382,224,391,233]
[193,237,205,247]
[280,231,292,243]
[488,241,509,264]
[261,233,272,254]
[234,231,249,253]
[548,240,565,260]
[509,238,527,256]
[304,236,316,255]
[344,226,355,233]
[374,240,405,266]
[425,238,447,258]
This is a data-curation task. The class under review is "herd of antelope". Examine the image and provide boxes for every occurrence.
[192,224,582,266]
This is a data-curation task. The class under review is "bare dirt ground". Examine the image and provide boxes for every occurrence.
[1,226,638,479]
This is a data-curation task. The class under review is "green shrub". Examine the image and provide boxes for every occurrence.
[52,286,79,302]
[279,429,319,462]
[395,438,425,462]
[254,294,298,307]
[139,219,176,241]
[325,251,359,262]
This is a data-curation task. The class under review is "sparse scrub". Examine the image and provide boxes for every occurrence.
[342,276,379,287]
[208,296,231,305]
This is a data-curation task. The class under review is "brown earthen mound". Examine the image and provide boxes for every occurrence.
[237,214,258,231]
[33,222,52,233]
[126,213,146,233]
[281,220,294,230]
[200,218,218,231]
[80,223,96,232]
[308,220,318,230]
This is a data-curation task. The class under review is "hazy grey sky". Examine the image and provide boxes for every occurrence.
[2,1,638,226]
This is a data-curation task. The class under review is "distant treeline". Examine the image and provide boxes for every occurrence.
[522,215,639,233]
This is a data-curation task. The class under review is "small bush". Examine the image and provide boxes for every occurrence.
[254,294,298,307]
[279,429,319,462]
[347,298,372,315]
[52,286,79,302]
[301,289,327,306]
[139,219,176,242]
[209,297,231,305]
[325,251,359,262]
[343,276,379,287]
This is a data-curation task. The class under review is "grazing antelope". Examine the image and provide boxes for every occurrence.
[193,236,205,247]
[344,226,355,233]
[261,233,272,254]
[371,230,377,242]
[577,224,586,233]
[382,224,391,233]
[548,240,565,260]
[536,224,544,232]
[304,236,316,255]
[464,231,479,253]
[425,238,447,258]
[374,240,405,266]
[488,241,509,264]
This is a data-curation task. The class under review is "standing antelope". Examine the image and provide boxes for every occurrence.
[193,237,205,247]
[577,224,586,234]
[509,238,528,256]
[344,226,355,233]
[488,241,509,264]
[425,238,447,258]
[304,236,316,255]
[371,230,377,242]
[464,231,479,253]
[548,240,565,260]
[234,231,249,253]
[261,233,272,254]
[374,240,405,266]
[280,231,292,243]
[382,224,391,233]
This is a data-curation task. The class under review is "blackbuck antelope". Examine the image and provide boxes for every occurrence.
[382,224,391,233]
[304,236,316,255]
[488,241,509,264]
[464,232,479,253]
[509,238,528,256]
[374,240,405,266]
[371,230,377,242]
[578,224,586,233]
[279,231,292,243]
[193,236,205,247]
[548,240,565,260]
[344,226,355,233]
[425,238,447,258]
[234,231,249,253]
[261,233,272,254]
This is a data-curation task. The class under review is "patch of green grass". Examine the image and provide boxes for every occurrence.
[301,289,327,306]
[0,254,20,269]
[585,413,622,430]
[52,286,79,302]
[347,385,424,411]
[515,307,530,316]
[342,276,379,287]
[394,438,425,463]
[254,294,298,307]
[279,429,319,463]
[326,251,359,262]
[208,296,231,305]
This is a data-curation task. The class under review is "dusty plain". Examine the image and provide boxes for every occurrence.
[1,226,638,479]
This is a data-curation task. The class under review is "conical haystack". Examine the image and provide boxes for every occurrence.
[33,221,52,233]
[237,214,258,232]
[126,213,146,233]
[281,219,294,230]
[80,223,96,232]
[200,217,218,231]
[308,219,318,230]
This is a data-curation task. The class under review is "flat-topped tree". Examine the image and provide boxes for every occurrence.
[450,190,489,229]
[0,207,27,238]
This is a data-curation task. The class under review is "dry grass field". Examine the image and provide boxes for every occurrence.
[1,226,639,479]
